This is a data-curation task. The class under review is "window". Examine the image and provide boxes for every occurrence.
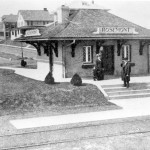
[83,46,92,63]
[11,24,15,29]
[6,32,9,37]
[0,32,4,36]
[122,45,131,61]
[5,23,9,29]
[12,31,14,35]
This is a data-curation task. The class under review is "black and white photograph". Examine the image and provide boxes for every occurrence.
[1,0,150,149]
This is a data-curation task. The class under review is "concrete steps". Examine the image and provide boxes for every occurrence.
[101,83,150,100]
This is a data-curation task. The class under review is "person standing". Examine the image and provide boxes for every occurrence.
[121,59,131,88]
[93,53,104,80]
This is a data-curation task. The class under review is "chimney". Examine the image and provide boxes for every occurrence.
[44,8,48,11]
[57,5,70,24]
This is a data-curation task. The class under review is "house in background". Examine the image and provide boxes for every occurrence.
[0,22,5,40]
[1,14,18,40]
[11,8,54,40]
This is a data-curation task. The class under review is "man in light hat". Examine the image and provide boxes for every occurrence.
[93,53,104,80]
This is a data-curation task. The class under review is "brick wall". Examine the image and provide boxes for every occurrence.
[114,40,148,75]
[63,39,149,78]
[63,40,96,78]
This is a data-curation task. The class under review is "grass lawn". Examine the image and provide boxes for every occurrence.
[0,69,119,116]
[0,52,37,69]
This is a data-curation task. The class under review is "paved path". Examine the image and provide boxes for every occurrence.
[1,66,150,130]
[9,97,150,129]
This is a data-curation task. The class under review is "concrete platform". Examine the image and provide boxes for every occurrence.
[9,97,150,129]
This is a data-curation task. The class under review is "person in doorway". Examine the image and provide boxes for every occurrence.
[121,59,131,88]
[93,53,104,80]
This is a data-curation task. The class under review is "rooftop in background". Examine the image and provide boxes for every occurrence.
[18,9,54,22]
[0,22,3,32]
[2,14,18,23]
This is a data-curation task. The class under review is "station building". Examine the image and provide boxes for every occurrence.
[16,5,150,79]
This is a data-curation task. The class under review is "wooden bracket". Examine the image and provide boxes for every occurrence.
[139,40,149,55]
[71,43,77,57]
[26,41,41,56]
[51,41,58,57]
[71,41,80,57]
[117,40,127,56]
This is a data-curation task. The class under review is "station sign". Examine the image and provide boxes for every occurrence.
[93,27,138,34]
[25,29,41,37]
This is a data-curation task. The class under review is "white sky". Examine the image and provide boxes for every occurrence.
[0,0,150,28]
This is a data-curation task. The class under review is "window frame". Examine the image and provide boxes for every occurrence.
[83,46,93,63]
[12,31,14,35]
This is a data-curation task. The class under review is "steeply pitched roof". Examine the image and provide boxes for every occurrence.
[18,10,54,22]
[2,14,18,23]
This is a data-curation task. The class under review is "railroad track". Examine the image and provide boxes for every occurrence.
[1,117,150,150]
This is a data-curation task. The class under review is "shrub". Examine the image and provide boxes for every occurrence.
[70,73,82,86]
[21,59,27,67]
[44,72,55,84]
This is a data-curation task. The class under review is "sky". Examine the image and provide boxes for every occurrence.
[0,0,150,29]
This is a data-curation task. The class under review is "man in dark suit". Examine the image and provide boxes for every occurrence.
[121,59,131,88]
[93,53,104,80]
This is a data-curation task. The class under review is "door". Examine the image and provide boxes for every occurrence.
[102,45,114,75]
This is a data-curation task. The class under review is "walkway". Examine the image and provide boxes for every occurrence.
[1,66,150,130]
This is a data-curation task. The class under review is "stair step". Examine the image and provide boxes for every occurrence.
[101,84,123,88]
[109,93,150,100]
[104,87,130,93]
[102,83,150,89]
[107,89,150,96]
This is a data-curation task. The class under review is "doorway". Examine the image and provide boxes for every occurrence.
[102,45,114,75]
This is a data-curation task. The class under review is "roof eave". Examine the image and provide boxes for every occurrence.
[15,36,150,42]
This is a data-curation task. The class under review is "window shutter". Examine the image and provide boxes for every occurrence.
[83,47,86,62]
[129,45,132,61]
[91,46,93,63]
[122,46,124,60]
[88,47,91,62]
